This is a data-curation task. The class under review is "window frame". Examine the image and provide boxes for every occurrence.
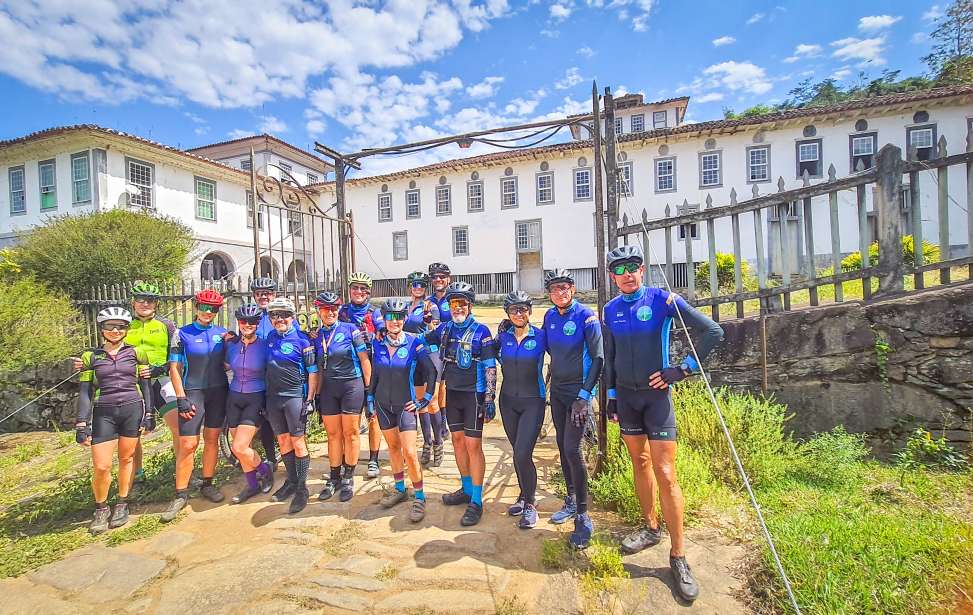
[654,156,676,193]
[746,145,771,184]
[849,132,878,172]
[70,151,91,205]
[240,159,252,171]
[676,202,700,241]
[452,225,470,257]
[125,157,154,209]
[573,167,593,202]
[906,124,937,162]
[377,192,393,222]
[466,180,484,213]
[405,188,421,219]
[614,117,623,136]
[287,209,303,237]
[246,191,265,230]
[515,219,542,253]
[194,176,217,221]
[306,172,318,185]
[698,150,723,189]
[535,171,554,205]
[278,161,293,183]
[38,159,57,210]
[795,138,823,179]
[616,161,634,197]
[631,113,645,133]
[653,110,668,129]
[8,165,26,215]
[500,176,519,209]
[392,230,408,261]
[436,184,452,216]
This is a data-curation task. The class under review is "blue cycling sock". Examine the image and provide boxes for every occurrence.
[470,484,483,506]
[461,475,472,496]
[414,480,425,501]
[394,472,406,493]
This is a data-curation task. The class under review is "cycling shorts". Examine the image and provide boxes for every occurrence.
[318,378,365,416]
[155,377,177,416]
[226,391,265,428]
[179,387,228,436]
[376,402,418,432]
[92,399,145,444]
[616,387,677,441]
[445,389,484,439]
[266,394,308,437]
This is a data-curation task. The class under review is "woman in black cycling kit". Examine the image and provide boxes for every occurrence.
[403,271,442,467]
[75,307,154,534]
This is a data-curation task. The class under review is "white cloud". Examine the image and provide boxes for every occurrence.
[746,12,764,25]
[783,43,822,63]
[550,3,572,20]
[306,119,326,137]
[554,67,584,90]
[702,61,773,94]
[184,112,206,124]
[577,46,595,57]
[695,92,725,103]
[922,5,944,21]
[466,76,504,99]
[193,126,210,136]
[583,0,656,32]
[858,15,901,32]
[228,129,256,140]
[831,36,887,66]
[540,28,560,38]
[831,67,852,80]
[911,31,929,44]
[258,115,288,134]
[712,36,736,47]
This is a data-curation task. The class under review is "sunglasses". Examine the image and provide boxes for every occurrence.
[133,297,158,304]
[548,283,572,293]
[238,318,262,326]
[449,300,470,309]
[197,304,219,313]
[507,306,530,315]
[269,311,293,320]
[385,312,406,321]
[100,323,129,332]
[612,262,641,276]
[317,305,339,312]
[349,284,370,292]
[431,274,449,280]
[411,281,427,289]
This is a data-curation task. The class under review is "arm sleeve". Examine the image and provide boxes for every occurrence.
[135,348,153,406]
[168,330,185,364]
[478,328,497,368]
[302,342,318,374]
[580,313,604,399]
[671,294,725,371]
[601,308,617,398]
[77,352,94,423]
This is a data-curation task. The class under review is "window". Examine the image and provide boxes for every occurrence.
[653,111,668,129]
[536,172,554,205]
[631,114,645,133]
[436,185,452,216]
[574,168,592,201]
[126,158,153,208]
[287,210,303,236]
[378,193,392,222]
[796,139,822,178]
[614,117,623,136]
[906,125,936,162]
[392,231,408,260]
[240,159,252,171]
[452,226,469,257]
[195,177,217,220]
[747,145,770,183]
[406,189,421,219]
[515,220,541,252]
[699,151,722,188]
[467,181,484,212]
[654,157,675,193]
[278,162,292,182]
[71,152,91,204]
[39,160,56,210]
[501,177,518,208]
[677,202,699,240]
[306,172,318,185]
[8,166,25,215]
[617,162,633,197]
[849,133,877,171]
[246,191,265,230]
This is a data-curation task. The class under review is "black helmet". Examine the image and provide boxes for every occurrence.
[544,268,574,289]
[503,290,532,312]
[428,262,451,276]
[313,291,342,307]
[606,245,644,268]
[235,302,264,321]
[250,277,277,292]
[382,298,409,316]
[443,281,475,304]
[407,271,430,286]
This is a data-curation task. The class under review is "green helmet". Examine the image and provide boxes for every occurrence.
[131,280,161,298]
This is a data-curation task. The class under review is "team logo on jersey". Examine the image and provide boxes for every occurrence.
[524,339,537,350]
[562,321,577,336]
[333,332,345,344]
[636,306,653,321]
[213,334,224,343]
[396,347,409,359]
[280,342,295,354]
[413,308,423,316]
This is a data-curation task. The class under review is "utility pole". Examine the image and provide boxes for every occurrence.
[604,87,619,250]
[334,160,350,297]
[249,147,262,278]
[591,81,608,474]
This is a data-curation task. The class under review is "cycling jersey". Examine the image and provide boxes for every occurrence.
[602,287,723,394]
[338,301,384,344]
[370,333,438,409]
[313,322,367,381]
[422,318,496,393]
[266,326,317,398]
[404,297,440,334]
[543,300,603,400]
[80,344,150,405]
[226,336,268,393]
[431,293,450,323]
[168,322,228,391]
[256,310,301,340]
[497,325,547,398]
[126,316,175,373]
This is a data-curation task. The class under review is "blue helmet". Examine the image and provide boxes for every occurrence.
[606,245,643,268]
[235,302,263,321]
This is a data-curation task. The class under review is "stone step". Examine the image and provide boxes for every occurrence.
[304,571,387,592]
[396,555,510,593]
[373,589,496,613]
[321,553,393,577]
[280,585,372,612]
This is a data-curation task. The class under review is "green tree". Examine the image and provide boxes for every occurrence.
[13,210,196,299]
[0,277,84,372]
[922,0,973,78]
[723,104,777,119]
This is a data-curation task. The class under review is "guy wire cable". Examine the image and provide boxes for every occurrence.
[614,178,804,615]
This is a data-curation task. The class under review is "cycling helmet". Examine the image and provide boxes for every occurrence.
[443,281,475,304]
[606,245,644,268]
[130,280,161,298]
[194,289,224,307]
[266,297,296,314]
[503,290,532,311]
[250,277,278,292]
[97,306,132,324]
[544,268,575,289]
[313,291,342,307]
[382,298,410,316]
[407,271,430,286]
[428,262,451,276]
[235,302,263,321]
[348,271,372,287]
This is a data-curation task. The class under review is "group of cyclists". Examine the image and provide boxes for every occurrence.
[74,245,724,602]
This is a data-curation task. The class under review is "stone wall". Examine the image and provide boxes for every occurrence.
[0,360,78,433]
[691,284,973,449]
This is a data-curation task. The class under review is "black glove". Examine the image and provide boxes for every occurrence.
[149,364,168,379]
[176,397,192,412]
[365,393,376,419]
[422,310,433,324]
[479,399,497,422]
[650,366,689,389]
[75,424,91,444]
[605,398,619,423]
[570,398,591,428]
[497,319,512,335]
[141,411,156,433]
[301,399,314,420]
[223,330,239,343]
[412,393,432,412]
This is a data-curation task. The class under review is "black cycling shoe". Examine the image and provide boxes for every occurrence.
[670,555,700,602]
[232,485,261,504]
[258,470,275,494]
[289,487,309,514]
[338,478,354,502]
[318,479,338,501]
[442,487,471,506]
[460,502,483,526]
[620,525,663,554]
[271,481,296,503]
[199,482,225,503]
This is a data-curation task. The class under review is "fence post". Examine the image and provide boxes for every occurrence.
[873,144,905,298]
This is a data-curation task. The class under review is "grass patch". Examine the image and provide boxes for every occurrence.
[375,562,398,581]
[322,521,366,556]
[105,514,165,547]
[541,536,572,569]
[494,596,528,615]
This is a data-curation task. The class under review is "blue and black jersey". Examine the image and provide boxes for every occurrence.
[602,287,724,394]
[543,300,603,400]
[404,297,440,334]
[169,322,229,390]
[422,318,496,393]
[497,325,547,398]
[313,322,367,381]
[338,301,385,346]
[256,311,301,340]
[369,334,438,409]
[226,337,268,394]
[431,293,451,323]
[266,327,317,398]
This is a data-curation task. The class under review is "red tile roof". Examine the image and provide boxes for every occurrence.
[186,133,330,168]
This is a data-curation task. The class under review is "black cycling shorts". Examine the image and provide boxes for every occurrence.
[179,387,228,436]
[616,387,677,441]
[445,389,484,438]
[92,399,144,444]
[226,391,265,428]
[266,394,308,437]
[376,401,419,432]
[318,378,365,416]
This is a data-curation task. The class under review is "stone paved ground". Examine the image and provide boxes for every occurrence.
[0,422,749,615]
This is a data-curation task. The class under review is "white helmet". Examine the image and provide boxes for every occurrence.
[266,297,296,314]
[97,306,132,324]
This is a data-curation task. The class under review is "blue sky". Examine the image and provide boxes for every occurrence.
[0,1,946,175]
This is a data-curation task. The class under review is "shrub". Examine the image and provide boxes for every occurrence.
[840,236,940,272]
[13,210,196,299]
[894,428,968,475]
[0,277,85,372]
[694,252,757,294]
